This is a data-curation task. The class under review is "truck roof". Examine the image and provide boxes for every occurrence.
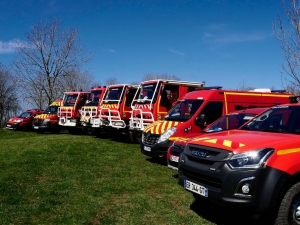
[182,89,293,100]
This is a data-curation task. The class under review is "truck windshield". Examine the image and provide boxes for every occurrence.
[206,113,257,133]
[103,87,124,103]
[240,106,300,134]
[164,100,204,122]
[43,106,59,114]
[63,94,79,106]
[89,90,103,104]
[136,83,158,103]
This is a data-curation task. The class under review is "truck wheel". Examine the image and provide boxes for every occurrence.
[130,132,141,144]
[275,182,300,225]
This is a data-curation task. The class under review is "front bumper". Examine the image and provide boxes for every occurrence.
[33,122,57,131]
[6,123,19,129]
[141,133,173,158]
[178,152,288,213]
[167,144,184,170]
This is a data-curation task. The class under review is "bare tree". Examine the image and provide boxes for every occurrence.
[142,73,181,81]
[236,80,255,91]
[105,77,119,86]
[0,63,20,127]
[56,68,95,95]
[11,18,93,108]
[273,0,300,93]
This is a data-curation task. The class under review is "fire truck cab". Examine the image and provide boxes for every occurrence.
[129,79,205,143]
[58,91,90,134]
[141,88,294,158]
[80,86,107,134]
[91,84,139,139]
[178,97,300,224]
[32,99,63,134]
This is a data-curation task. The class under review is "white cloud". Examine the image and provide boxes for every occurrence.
[204,32,212,37]
[109,49,116,53]
[168,48,185,56]
[204,32,267,44]
[0,40,19,54]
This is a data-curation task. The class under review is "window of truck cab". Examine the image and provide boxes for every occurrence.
[63,94,78,106]
[164,99,204,122]
[199,101,223,124]
[43,106,59,114]
[89,90,103,105]
[136,83,158,103]
[240,106,300,134]
[103,87,123,103]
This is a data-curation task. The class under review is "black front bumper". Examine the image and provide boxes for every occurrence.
[6,123,19,129]
[178,152,289,213]
[140,132,173,158]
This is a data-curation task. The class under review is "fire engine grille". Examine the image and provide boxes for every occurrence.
[180,145,233,189]
[33,119,43,126]
[142,132,159,146]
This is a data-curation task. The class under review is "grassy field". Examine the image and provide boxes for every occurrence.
[0,128,220,225]
[1,128,270,225]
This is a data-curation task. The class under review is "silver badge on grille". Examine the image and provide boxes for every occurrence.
[191,150,207,158]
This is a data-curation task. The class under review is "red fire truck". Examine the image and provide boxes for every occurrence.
[32,99,63,134]
[129,79,205,143]
[90,84,139,140]
[167,107,268,170]
[57,90,90,134]
[141,88,294,159]
[80,86,107,134]
[6,109,44,131]
[177,96,300,224]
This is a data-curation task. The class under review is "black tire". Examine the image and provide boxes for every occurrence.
[51,126,61,134]
[275,182,300,225]
[82,126,89,135]
[130,132,142,144]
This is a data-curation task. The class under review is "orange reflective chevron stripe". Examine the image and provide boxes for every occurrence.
[194,137,245,149]
[277,148,300,155]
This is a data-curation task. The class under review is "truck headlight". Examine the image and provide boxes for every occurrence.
[43,119,51,123]
[228,148,274,169]
[15,119,23,123]
[157,127,176,143]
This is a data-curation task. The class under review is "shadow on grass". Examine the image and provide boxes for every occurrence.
[146,157,168,166]
[190,197,275,225]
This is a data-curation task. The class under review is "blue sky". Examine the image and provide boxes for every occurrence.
[0,0,288,89]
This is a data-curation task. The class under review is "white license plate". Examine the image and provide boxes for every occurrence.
[170,155,179,162]
[34,126,39,129]
[184,180,208,197]
[144,146,151,152]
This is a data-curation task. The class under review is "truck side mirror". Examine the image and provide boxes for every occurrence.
[195,114,207,129]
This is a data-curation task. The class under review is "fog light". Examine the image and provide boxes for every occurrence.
[241,184,250,194]
[234,176,255,197]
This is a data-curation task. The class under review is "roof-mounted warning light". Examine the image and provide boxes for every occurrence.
[271,90,287,93]
[203,86,222,90]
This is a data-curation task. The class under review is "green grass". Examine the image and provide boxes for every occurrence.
[0,128,215,225]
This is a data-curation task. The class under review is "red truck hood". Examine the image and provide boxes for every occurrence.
[144,120,183,135]
[187,130,298,154]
